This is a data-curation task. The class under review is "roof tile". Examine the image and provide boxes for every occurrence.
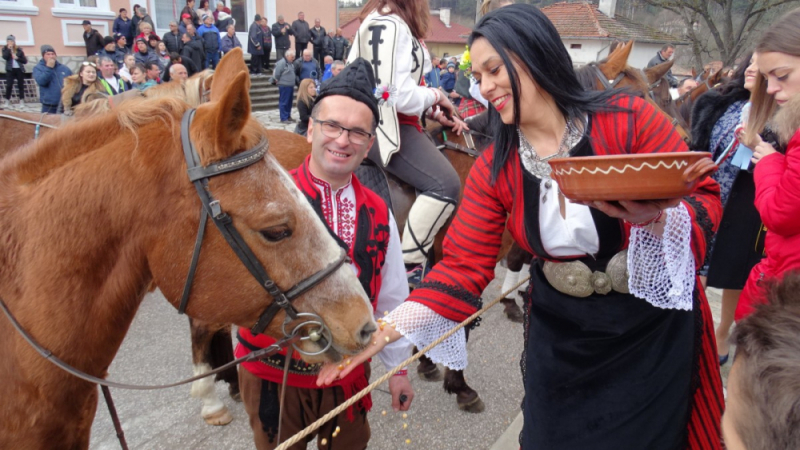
[541,2,686,43]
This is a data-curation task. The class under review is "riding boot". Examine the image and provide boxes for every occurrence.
[402,193,456,268]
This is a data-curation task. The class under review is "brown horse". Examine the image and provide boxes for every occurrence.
[673,68,726,128]
[0,81,320,428]
[0,50,377,449]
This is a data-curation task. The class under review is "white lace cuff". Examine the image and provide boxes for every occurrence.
[627,203,695,310]
[385,301,468,370]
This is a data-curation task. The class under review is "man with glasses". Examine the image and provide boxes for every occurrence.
[236,58,414,450]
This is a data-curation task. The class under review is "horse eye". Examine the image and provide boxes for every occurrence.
[260,226,292,242]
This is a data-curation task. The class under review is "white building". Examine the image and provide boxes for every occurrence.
[541,0,687,70]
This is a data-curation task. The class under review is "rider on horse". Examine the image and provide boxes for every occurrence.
[347,0,469,284]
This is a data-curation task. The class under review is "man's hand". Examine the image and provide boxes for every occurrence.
[388,375,414,412]
[45,55,56,68]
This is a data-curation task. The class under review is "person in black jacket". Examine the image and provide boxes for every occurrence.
[181,0,200,28]
[161,52,198,82]
[162,21,183,54]
[180,32,204,74]
[247,14,265,75]
[82,21,105,57]
[112,8,134,51]
[331,28,349,61]
[3,35,27,108]
[309,19,326,66]
[291,11,310,59]
[271,15,292,62]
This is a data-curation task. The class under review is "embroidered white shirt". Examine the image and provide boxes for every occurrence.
[311,174,413,370]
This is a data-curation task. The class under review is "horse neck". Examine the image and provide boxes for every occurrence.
[0,120,187,376]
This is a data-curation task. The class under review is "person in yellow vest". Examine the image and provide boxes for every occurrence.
[97,55,128,95]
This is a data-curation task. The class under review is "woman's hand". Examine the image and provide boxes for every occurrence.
[580,199,680,224]
[316,324,404,387]
[751,135,778,165]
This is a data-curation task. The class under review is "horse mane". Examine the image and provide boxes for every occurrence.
[3,96,190,185]
[575,62,649,96]
[72,70,213,119]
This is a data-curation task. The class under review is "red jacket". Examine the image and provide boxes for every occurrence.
[737,128,800,320]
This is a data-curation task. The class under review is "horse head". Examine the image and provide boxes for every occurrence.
[148,52,375,362]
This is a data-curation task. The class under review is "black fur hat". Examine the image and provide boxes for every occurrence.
[314,57,379,122]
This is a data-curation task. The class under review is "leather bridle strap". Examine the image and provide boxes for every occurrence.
[179,109,348,336]
[591,64,626,91]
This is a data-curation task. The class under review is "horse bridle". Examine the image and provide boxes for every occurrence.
[178,109,348,356]
[589,63,626,91]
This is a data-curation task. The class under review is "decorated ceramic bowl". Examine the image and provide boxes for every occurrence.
[548,152,716,202]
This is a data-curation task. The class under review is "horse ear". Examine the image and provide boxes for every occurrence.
[644,59,673,83]
[194,71,252,164]
[603,40,632,80]
[210,48,250,102]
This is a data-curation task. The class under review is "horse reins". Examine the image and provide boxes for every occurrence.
[0,113,58,139]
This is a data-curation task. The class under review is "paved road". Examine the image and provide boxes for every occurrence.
[89,265,525,450]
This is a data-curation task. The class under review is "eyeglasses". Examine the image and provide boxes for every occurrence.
[312,118,373,146]
[81,61,97,68]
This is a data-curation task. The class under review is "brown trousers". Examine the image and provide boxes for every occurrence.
[239,367,371,450]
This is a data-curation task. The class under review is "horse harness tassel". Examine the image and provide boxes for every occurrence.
[178,109,348,348]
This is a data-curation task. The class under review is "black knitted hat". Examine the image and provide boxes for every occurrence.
[314,57,379,122]
[103,36,115,45]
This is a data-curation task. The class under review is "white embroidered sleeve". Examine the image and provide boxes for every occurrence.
[375,213,414,371]
[393,26,438,116]
[385,301,468,371]
[627,203,695,310]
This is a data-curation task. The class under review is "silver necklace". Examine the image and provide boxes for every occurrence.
[518,119,580,203]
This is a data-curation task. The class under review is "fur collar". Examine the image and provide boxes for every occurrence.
[773,94,800,146]
[690,86,750,152]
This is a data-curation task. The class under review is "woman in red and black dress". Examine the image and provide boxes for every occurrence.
[321,5,724,449]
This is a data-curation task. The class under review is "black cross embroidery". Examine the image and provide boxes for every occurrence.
[368,24,386,84]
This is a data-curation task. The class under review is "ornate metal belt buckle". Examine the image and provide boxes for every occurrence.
[542,260,593,298]
[590,271,613,295]
[606,249,630,294]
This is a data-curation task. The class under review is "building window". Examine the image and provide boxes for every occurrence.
[51,0,114,19]
[0,0,39,15]
[56,0,99,7]
[570,43,582,49]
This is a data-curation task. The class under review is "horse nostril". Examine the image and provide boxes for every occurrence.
[358,322,377,345]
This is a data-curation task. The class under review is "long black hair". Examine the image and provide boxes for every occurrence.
[469,4,619,183]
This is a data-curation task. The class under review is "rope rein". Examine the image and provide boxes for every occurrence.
[274,275,532,450]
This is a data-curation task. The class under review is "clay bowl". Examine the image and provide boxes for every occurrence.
[548,152,716,202]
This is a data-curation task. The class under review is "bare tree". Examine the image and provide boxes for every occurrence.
[641,0,799,68]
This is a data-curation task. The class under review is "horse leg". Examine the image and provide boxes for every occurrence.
[499,244,532,323]
[209,325,241,402]
[443,328,485,413]
[414,347,444,381]
[189,318,234,426]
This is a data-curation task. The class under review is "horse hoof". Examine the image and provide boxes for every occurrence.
[501,299,524,323]
[457,393,486,414]
[203,408,234,426]
[417,365,443,382]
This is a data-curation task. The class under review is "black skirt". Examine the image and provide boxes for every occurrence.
[707,172,766,290]
[520,264,694,450]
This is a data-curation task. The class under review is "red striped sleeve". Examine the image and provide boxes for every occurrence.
[407,146,509,323]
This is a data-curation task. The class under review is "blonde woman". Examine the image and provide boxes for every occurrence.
[294,78,316,136]
[61,61,104,114]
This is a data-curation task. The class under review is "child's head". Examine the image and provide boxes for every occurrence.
[725,272,800,450]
